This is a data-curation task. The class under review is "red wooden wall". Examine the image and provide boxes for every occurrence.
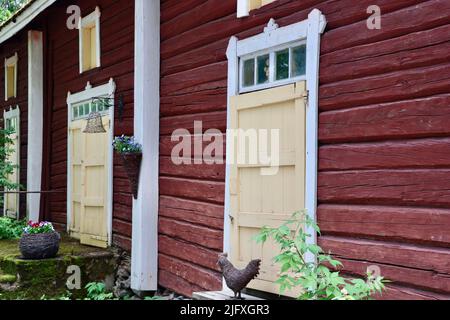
[160,0,450,299]
[35,0,135,250]
[0,32,29,218]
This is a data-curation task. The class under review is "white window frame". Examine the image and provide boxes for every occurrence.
[4,53,18,101]
[3,106,20,219]
[66,78,116,245]
[224,9,327,286]
[239,39,307,93]
[79,6,101,73]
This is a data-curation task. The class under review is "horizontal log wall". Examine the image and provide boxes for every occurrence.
[160,0,450,299]
[38,0,135,250]
[0,33,28,218]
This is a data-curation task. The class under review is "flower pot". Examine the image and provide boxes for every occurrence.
[19,232,61,260]
[120,152,142,199]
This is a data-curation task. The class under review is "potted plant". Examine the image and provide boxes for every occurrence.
[113,135,142,199]
[19,221,60,260]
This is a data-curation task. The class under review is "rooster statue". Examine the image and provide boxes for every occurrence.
[217,253,261,300]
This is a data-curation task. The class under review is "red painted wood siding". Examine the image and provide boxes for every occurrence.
[160,0,450,299]
[35,0,135,250]
[0,33,28,218]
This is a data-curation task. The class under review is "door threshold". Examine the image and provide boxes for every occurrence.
[192,290,264,301]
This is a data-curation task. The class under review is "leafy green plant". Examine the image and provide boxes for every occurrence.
[85,282,115,301]
[255,211,387,300]
[0,0,28,24]
[0,217,26,240]
[0,127,22,207]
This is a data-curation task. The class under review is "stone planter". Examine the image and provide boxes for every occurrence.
[19,232,61,260]
[119,152,142,199]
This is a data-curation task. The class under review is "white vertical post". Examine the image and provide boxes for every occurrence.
[222,36,238,293]
[27,30,44,222]
[131,0,160,291]
[305,9,327,263]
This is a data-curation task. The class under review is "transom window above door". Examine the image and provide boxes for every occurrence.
[71,99,110,121]
[240,41,306,93]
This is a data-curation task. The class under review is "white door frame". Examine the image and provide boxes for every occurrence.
[224,9,327,291]
[3,106,20,219]
[66,79,116,246]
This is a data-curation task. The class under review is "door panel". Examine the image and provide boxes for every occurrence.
[229,82,307,297]
[69,116,110,248]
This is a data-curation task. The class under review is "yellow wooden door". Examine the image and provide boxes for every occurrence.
[69,115,110,248]
[4,116,20,219]
[229,82,307,297]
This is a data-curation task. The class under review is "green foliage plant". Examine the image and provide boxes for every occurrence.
[255,211,387,300]
[0,217,26,240]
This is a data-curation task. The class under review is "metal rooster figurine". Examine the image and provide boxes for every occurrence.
[218,253,261,300]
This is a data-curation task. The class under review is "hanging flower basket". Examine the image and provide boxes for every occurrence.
[113,136,143,199]
[19,222,60,260]
[120,152,142,199]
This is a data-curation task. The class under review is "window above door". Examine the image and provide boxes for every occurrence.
[79,7,101,73]
[240,41,306,93]
[67,79,116,122]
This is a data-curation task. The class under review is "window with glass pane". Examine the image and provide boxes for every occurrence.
[257,55,270,84]
[276,49,289,81]
[243,59,255,87]
[291,45,306,77]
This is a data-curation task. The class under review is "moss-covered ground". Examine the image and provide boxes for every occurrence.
[0,236,117,300]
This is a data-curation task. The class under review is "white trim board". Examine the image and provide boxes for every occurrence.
[66,79,116,246]
[131,0,160,292]
[0,0,57,45]
[3,106,21,219]
[224,9,327,283]
[27,30,44,222]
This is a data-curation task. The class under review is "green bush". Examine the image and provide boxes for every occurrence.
[0,217,26,240]
[255,211,387,300]
[85,282,115,300]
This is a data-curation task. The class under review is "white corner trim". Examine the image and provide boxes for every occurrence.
[27,30,44,222]
[224,9,327,273]
[66,79,116,246]
[79,6,102,73]
[0,0,57,45]
[131,0,160,292]
[4,52,18,101]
